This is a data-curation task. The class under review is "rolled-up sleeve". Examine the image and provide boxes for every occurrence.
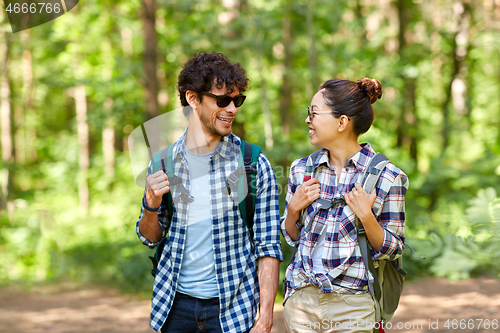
[252,153,283,261]
[135,160,169,248]
[372,173,409,260]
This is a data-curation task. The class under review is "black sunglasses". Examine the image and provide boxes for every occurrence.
[199,92,246,108]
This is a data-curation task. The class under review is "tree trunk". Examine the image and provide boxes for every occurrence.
[306,0,318,95]
[103,118,115,177]
[442,2,469,153]
[405,78,418,162]
[0,27,13,215]
[22,30,33,110]
[75,84,89,213]
[395,0,407,149]
[257,43,273,150]
[355,0,367,47]
[394,0,418,164]
[121,28,133,57]
[397,0,407,51]
[15,30,34,165]
[330,1,341,78]
[452,3,471,121]
[26,121,37,162]
[141,0,159,121]
[280,0,292,136]
[219,0,246,139]
[14,105,24,164]
[498,58,500,149]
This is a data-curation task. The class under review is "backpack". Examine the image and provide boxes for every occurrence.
[148,140,262,277]
[282,150,412,330]
[354,153,406,329]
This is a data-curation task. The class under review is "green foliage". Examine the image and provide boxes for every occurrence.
[406,188,500,282]
[1,0,500,294]
[465,188,500,274]
[466,188,500,228]
[428,235,480,281]
[0,156,153,292]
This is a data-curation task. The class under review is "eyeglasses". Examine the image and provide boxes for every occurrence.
[199,92,246,108]
[307,106,342,121]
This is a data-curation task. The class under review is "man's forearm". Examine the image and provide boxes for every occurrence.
[255,256,280,330]
[138,210,163,243]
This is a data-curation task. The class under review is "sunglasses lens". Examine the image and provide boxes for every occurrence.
[216,95,246,108]
[216,97,232,108]
[234,95,246,107]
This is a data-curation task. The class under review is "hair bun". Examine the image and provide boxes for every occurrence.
[356,78,382,104]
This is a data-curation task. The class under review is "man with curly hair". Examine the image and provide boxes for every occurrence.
[136,52,283,333]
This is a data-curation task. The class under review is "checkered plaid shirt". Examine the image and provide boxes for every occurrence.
[136,131,283,333]
[281,143,408,302]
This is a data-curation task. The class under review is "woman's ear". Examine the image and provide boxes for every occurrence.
[338,115,350,132]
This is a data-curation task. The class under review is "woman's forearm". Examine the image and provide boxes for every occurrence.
[284,207,301,241]
[357,212,384,252]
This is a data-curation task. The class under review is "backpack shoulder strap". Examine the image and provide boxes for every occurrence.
[296,150,324,232]
[152,149,163,174]
[149,145,175,277]
[152,145,174,176]
[238,141,262,243]
[355,152,390,321]
[151,145,175,225]
[359,153,390,194]
[302,150,322,183]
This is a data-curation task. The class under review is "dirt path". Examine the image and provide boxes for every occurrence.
[0,278,498,333]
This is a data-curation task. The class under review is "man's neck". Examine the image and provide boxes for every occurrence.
[185,118,222,155]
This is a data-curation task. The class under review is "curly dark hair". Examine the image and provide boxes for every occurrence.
[177,52,249,111]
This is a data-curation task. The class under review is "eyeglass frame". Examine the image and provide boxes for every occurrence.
[307,106,350,121]
[199,91,247,108]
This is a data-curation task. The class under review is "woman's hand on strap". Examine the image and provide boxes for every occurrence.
[344,182,385,251]
[343,182,376,221]
[283,178,321,241]
[288,178,321,216]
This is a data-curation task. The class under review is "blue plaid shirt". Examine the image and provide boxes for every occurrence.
[136,131,283,333]
[281,143,408,302]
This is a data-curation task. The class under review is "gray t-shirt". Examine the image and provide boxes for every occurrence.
[176,145,218,299]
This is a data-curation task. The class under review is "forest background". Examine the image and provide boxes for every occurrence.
[0,0,499,298]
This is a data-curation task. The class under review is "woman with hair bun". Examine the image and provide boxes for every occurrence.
[281,78,408,333]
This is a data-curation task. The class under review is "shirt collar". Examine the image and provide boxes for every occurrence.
[314,149,330,168]
[172,128,238,161]
[171,128,188,160]
[349,143,375,173]
[215,133,239,160]
[312,143,375,173]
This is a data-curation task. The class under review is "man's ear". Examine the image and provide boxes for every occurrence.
[185,90,199,110]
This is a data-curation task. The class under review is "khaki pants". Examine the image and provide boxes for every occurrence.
[283,285,375,333]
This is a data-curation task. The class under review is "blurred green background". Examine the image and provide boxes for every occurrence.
[0,0,499,296]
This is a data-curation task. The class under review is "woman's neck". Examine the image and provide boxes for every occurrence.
[325,139,362,172]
